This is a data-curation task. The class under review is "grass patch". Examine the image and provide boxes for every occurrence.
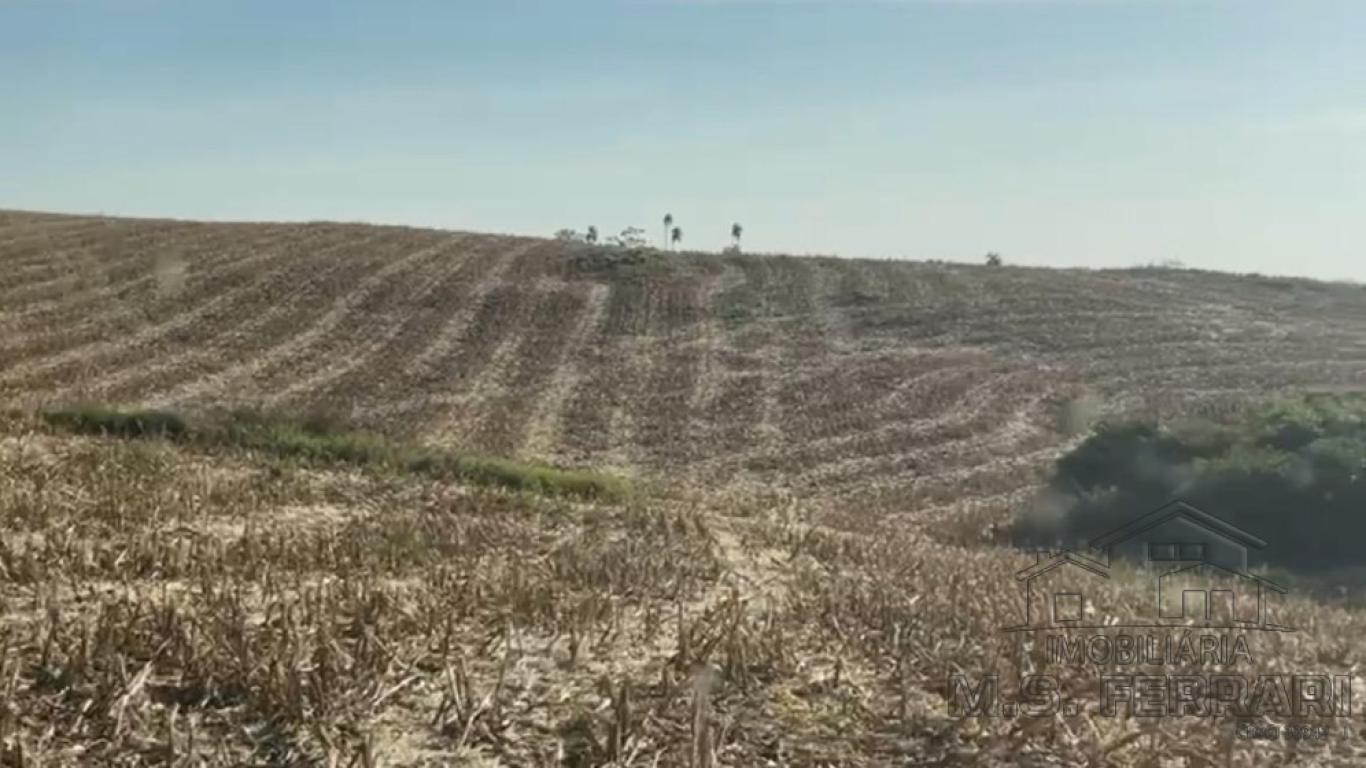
[714,284,761,329]
[40,404,627,502]
[42,404,188,439]
[563,245,677,279]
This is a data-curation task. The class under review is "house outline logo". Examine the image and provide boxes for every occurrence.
[1006,500,1293,633]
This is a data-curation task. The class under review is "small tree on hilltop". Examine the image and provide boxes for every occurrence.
[671,226,683,250]
[663,213,674,251]
[586,225,599,244]
[731,223,743,252]
[609,227,648,248]
[986,252,1002,267]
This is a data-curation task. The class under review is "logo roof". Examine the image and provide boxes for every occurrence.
[1089,500,1267,550]
[1016,549,1110,582]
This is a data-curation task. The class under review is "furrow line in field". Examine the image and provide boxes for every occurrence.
[685,257,774,476]
[62,232,374,405]
[520,282,610,462]
[358,240,541,433]
[236,230,460,400]
[402,241,538,381]
[0,223,277,347]
[756,364,1018,474]
[150,232,446,407]
[0,214,98,243]
[622,274,719,468]
[665,269,730,471]
[732,257,838,473]
[463,282,589,457]
[555,301,632,464]
[301,246,509,428]
[841,443,1068,512]
[0,219,123,269]
[262,234,478,410]
[421,273,545,449]
[0,227,312,385]
[0,221,194,299]
[804,384,1060,490]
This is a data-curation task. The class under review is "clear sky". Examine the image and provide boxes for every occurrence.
[2,1,1363,280]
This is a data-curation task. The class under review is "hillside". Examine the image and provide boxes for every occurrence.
[5,211,1366,765]
[6,210,1366,514]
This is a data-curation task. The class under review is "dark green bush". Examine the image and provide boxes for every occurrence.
[1015,392,1366,573]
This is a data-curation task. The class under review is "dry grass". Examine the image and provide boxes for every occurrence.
[4,212,1366,764]
[2,418,1363,765]
[0,417,726,765]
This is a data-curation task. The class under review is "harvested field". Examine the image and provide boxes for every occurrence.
[4,211,1366,765]
[7,211,1366,514]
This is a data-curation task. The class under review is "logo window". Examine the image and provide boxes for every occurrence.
[1179,543,1206,560]
[1148,543,1177,561]
[1054,593,1083,622]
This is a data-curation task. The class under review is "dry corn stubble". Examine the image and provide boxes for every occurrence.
[3,213,1366,764]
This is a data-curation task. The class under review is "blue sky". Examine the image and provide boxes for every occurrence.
[2,1,1363,280]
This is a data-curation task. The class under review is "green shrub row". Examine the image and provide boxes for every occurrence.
[40,404,627,502]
